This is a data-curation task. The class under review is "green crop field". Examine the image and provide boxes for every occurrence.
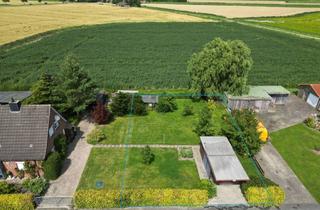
[244,12,320,37]
[1,22,320,90]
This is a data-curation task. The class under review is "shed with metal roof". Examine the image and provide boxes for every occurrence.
[200,136,249,183]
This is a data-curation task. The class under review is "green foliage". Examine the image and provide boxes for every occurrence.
[24,162,36,178]
[43,152,62,180]
[141,146,155,165]
[188,38,252,96]
[241,176,278,193]
[2,22,320,90]
[58,54,97,115]
[182,105,193,116]
[54,135,68,159]
[22,178,48,196]
[87,128,107,144]
[200,179,216,198]
[156,97,177,113]
[304,117,316,129]
[0,193,34,210]
[2,0,10,3]
[75,189,208,208]
[0,182,19,194]
[133,95,147,116]
[27,71,60,106]
[111,93,131,116]
[195,106,215,136]
[222,109,261,157]
[179,147,193,158]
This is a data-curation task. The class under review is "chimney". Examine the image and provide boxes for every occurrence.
[9,98,21,112]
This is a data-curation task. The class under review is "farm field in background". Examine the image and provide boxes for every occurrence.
[144,3,320,18]
[0,3,205,45]
[88,99,226,145]
[1,22,320,90]
[243,12,320,37]
[271,124,320,203]
[77,148,204,189]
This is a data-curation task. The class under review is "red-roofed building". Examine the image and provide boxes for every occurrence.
[298,84,320,111]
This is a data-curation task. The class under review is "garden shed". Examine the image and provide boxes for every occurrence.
[298,84,320,111]
[200,136,249,184]
[141,95,159,106]
[227,86,290,112]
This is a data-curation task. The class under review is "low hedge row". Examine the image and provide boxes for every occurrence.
[245,186,285,207]
[241,176,285,207]
[75,189,208,208]
[0,193,34,210]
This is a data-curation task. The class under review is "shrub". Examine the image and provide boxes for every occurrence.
[24,161,37,178]
[43,152,62,180]
[241,176,285,207]
[179,147,193,158]
[141,146,155,165]
[156,97,177,113]
[0,193,34,210]
[0,181,19,194]
[222,109,261,157]
[133,96,147,116]
[91,102,110,124]
[111,92,131,116]
[22,178,48,196]
[245,186,285,207]
[87,128,106,144]
[200,179,216,198]
[182,105,193,116]
[194,106,216,136]
[2,0,10,3]
[305,117,316,129]
[54,135,68,158]
[74,189,208,208]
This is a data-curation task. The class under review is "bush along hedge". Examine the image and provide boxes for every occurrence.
[43,152,63,180]
[0,193,34,210]
[75,189,208,208]
[241,176,285,207]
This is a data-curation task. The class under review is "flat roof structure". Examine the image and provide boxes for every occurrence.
[228,86,290,101]
[141,95,159,104]
[0,91,31,104]
[200,136,249,182]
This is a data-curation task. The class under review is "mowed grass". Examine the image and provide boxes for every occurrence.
[271,124,320,202]
[77,148,203,189]
[244,12,320,37]
[89,99,226,145]
[1,22,320,90]
[0,3,205,45]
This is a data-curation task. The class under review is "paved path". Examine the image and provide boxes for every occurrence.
[256,143,317,204]
[38,119,94,209]
[192,146,209,179]
[208,184,247,206]
[258,95,317,132]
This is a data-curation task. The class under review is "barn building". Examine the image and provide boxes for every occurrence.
[200,136,249,184]
[227,86,290,112]
[298,84,320,111]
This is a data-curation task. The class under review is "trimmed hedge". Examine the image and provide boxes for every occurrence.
[245,186,285,207]
[75,189,208,208]
[0,193,34,210]
[43,152,63,180]
[241,176,285,207]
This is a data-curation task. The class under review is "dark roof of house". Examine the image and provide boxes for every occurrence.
[0,105,51,161]
[0,91,31,104]
[141,95,159,104]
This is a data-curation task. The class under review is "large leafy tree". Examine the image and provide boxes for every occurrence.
[28,71,61,106]
[58,54,97,115]
[187,38,253,96]
[222,109,261,157]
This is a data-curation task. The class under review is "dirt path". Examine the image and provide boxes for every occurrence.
[187,0,320,6]
[144,4,320,18]
[256,143,317,204]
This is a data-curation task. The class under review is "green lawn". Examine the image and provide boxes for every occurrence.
[1,22,320,90]
[244,12,320,37]
[271,124,320,203]
[89,99,226,145]
[77,148,204,190]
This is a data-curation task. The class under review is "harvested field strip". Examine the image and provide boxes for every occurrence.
[0,3,207,45]
[1,22,320,90]
[144,3,320,18]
